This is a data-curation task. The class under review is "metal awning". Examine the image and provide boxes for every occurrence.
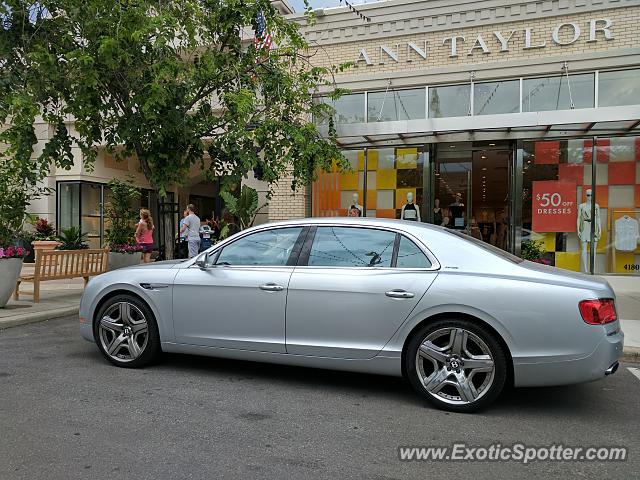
[320,105,640,148]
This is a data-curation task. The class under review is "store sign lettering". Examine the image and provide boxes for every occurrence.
[355,18,613,65]
[531,181,577,233]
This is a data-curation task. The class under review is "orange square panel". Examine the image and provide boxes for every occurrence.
[558,163,583,185]
[581,185,608,207]
[534,141,560,164]
[608,162,636,185]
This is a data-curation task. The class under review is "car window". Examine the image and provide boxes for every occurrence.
[445,229,523,264]
[308,227,395,267]
[216,227,303,266]
[396,235,432,268]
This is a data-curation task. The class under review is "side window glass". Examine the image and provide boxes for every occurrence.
[308,227,395,267]
[216,228,303,266]
[396,236,432,268]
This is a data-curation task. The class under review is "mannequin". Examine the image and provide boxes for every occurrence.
[401,192,421,221]
[348,192,363,217]
[577,189,601,273]
[449,193,465,229]
[433,198,443,226]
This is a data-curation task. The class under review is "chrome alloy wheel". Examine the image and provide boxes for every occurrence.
[415,327,495,406]
[98,302,149,363]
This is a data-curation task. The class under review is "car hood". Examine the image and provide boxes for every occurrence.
[517,260,614,296]
[124,259,188,270]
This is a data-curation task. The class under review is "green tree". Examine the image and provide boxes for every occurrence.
[0,0,348,200]
[104,177,141,250]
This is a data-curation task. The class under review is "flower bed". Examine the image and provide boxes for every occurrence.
[0,245,28,259]
[110,243,143,254]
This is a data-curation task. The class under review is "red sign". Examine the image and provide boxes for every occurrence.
[531,181,577,232]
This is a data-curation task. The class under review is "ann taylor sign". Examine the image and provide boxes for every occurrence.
[355,18,613,65]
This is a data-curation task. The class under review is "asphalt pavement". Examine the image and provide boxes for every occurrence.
[1,316,639,480]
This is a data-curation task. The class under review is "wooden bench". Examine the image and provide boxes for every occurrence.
[14,248,109,303]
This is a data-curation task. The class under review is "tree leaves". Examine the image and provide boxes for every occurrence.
[1,0,349,204]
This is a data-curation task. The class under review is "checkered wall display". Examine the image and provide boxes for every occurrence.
[312,148,424,219]
[530,137,640,275]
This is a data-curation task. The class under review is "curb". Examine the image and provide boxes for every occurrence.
[0,306,79,330]
[621,346,640,363]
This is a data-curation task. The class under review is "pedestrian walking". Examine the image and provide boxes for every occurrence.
[135,209,155,263]
[179,204,201,258]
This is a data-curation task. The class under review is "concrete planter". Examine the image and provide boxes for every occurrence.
[0,258,23,308]
[31,240,61,262]
[108,252,141,271]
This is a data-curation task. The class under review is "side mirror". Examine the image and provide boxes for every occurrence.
[195,252,215,269]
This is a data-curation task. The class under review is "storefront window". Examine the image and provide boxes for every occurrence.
[474,80,520,115]
[521,140,593,273]
[58,183,80,230]
[522,73,595,112]
[590,136,640,275]
[81,183,102,249]
[429,85,470,118]
[317,94,365,125]
[312,147,427,219]
[367,88,425,122]
[598,69,640,107]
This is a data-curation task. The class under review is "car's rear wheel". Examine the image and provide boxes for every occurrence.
[93,294,160,368]
[405,319,507,413]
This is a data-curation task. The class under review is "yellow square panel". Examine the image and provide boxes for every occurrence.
[357,151,365,171]
[396,188,416,209]
[340,172,359,191]
[376,170,397,190]
[366,189,377,210]
[555,252,580,272]
[540,232,556,253]
[396,148,418,169]
[614,252,635,274]
[366,150,378,171]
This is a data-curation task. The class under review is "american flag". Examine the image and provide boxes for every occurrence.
[254,11,272,51]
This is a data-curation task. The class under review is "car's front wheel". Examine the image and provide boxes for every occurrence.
[93,294,160,368]
[405,319,507,413]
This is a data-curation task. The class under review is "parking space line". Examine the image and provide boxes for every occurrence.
[627,368,640,382]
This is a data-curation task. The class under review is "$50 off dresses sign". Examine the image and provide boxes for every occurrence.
[531,181,577,232]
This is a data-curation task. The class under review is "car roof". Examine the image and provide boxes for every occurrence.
[255,217,445,234]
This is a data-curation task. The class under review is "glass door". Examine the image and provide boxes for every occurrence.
[434,142,472,232]
[433,141,512,252]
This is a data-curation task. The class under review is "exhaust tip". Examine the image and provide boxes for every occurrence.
[605,361,619,376]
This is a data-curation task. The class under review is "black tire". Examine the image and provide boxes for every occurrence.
[405,318,507,413]
[93,294,161,368]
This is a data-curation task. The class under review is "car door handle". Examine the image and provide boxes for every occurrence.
[259,283,285,292]
[385,290,415,299]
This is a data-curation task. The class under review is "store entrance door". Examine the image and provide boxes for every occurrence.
[433,141,512,252]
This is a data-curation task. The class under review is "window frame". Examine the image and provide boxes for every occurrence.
[205,226,309,268]
[296,224,440,271]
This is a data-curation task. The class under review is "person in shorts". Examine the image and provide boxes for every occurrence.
[135,209,155,263]
[179,204,201,258]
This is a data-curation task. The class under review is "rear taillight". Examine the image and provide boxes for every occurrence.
[579,299,617,325]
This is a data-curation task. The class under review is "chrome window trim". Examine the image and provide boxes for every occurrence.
[189,225,307,269]
[296,223,441,272]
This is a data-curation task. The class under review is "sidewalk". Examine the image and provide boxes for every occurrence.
[0,265,84,329]
[1,266,639,360]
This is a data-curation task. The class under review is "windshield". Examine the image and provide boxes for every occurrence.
[444,229,524,264]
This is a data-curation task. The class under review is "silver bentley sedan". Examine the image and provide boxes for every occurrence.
[79,218,624,412]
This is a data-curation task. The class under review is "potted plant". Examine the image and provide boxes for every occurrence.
[219,185,266,231]
[521,239,551,265]
[104,178,143,270]
[0,172,31,307]
[31,217,60,260]
[0,245,28,307]
[55,226,90,250]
